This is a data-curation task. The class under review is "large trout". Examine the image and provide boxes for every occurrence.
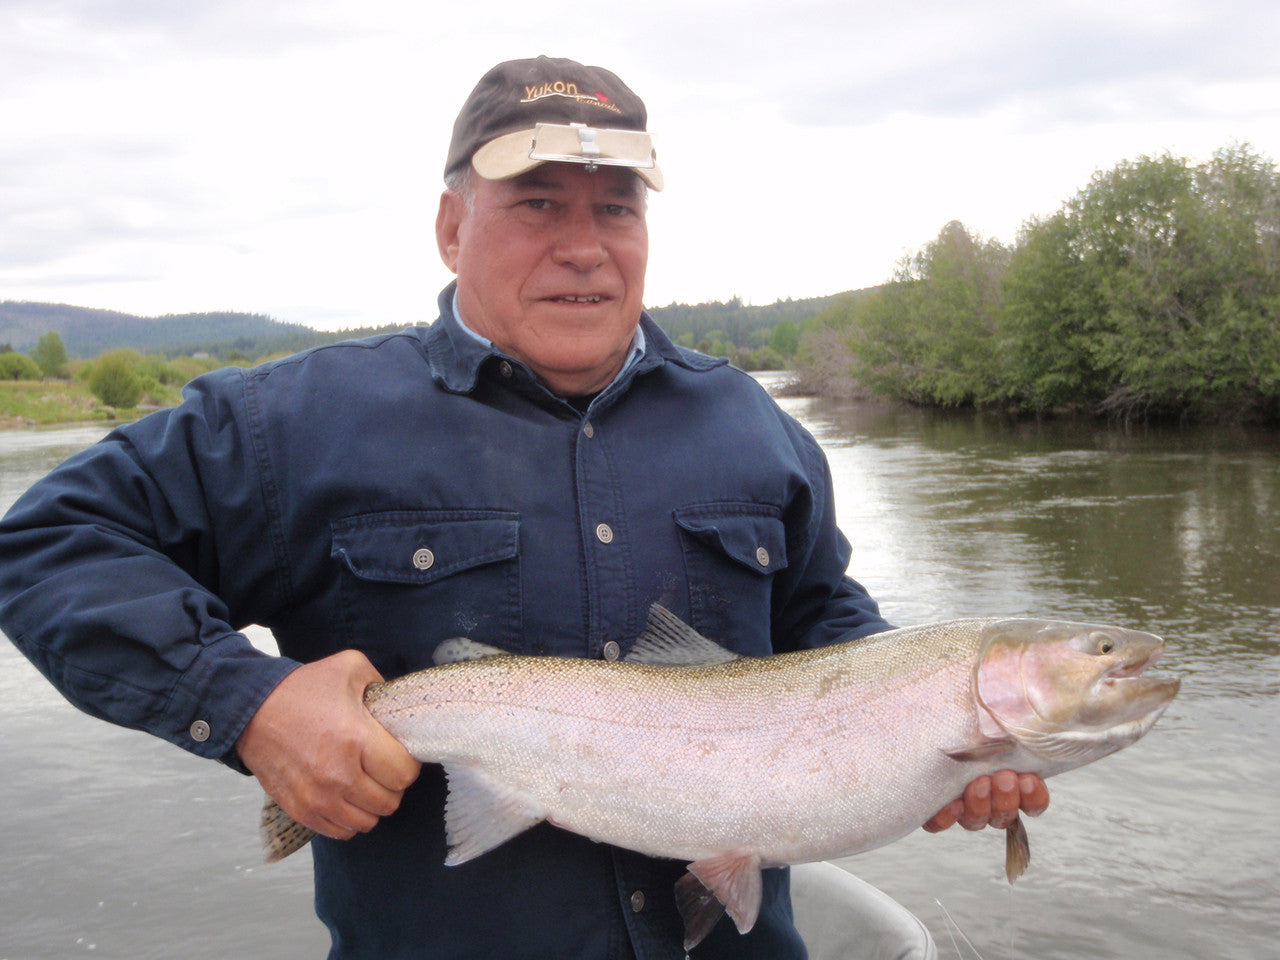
[261,605,1179,949]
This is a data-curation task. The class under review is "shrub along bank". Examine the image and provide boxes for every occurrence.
[798,143,1280,423]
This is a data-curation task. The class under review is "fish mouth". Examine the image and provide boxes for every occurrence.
[1096,643,1181,716]
[1100,647,1181,707]
[1105,644,1163,681]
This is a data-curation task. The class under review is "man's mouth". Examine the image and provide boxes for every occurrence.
[550,295,603,303]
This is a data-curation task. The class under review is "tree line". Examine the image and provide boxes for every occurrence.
[798,143,1280,423]
[0,332,226,409]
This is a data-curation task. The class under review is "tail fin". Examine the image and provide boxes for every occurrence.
[261,795,317,863]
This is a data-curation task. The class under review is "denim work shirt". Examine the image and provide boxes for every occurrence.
[0,284,891,959]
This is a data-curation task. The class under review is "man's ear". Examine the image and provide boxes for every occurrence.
[436,191,463,274]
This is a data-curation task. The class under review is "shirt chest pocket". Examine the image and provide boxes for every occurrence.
[330,510,521,670]
[672,503,788,654]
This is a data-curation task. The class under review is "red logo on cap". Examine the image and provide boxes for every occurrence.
[597,92,610,103]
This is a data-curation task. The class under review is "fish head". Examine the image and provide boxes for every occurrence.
[973,619,1181,768]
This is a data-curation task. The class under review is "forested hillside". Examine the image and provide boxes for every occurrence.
[0,302,323,358]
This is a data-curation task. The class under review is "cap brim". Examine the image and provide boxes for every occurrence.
[472,127,664,191]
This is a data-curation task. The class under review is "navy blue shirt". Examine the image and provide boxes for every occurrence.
[0,285,890,958]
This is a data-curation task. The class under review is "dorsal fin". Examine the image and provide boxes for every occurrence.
[625,604,742,666]
[433,638,510,665]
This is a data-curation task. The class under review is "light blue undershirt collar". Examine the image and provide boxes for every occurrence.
[451,289,646,389]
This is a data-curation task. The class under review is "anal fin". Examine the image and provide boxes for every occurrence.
[442,763,546,866]
[675,852,763,950]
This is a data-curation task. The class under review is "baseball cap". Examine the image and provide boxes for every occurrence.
[445,55,663,191]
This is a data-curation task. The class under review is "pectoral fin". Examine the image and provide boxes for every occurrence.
[1005,813,1030,882]
[942,736,1017,762]
[674,852,763,950]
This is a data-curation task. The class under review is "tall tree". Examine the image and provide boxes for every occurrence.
[845,221,1009,406]
[30,331,68,378]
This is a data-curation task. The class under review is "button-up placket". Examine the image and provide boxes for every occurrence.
[574,403,637,658]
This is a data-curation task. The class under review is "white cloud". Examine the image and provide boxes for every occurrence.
[1,0,1277,328]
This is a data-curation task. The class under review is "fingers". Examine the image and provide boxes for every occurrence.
[958,774,996,830]
[299,714,419,839]
[1019,772,1050,817]
[360,722,423,797]
[922,797,964,833]
[922,771,1051,834]
[987,769,1021,830]
[239,649,421,843]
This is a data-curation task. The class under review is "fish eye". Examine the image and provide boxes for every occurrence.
[1097,637,1115,655]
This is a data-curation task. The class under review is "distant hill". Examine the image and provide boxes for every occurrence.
[2,291,863,360]
[0,302,326,358]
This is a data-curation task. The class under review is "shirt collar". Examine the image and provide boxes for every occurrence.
[424,282,722,396]
[447,285,646,386]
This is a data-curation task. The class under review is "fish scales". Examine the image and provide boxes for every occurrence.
[261,606,1180,949]
[365,618,1003,866]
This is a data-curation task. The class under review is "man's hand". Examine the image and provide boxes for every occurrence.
[922,770,1049,833]
[236,650,422,841]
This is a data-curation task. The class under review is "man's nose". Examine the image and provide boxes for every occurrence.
[553,208,607,270]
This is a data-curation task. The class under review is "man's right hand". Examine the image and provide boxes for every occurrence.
[235,650,422,841]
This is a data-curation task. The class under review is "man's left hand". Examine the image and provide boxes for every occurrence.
[922,770,1049,833]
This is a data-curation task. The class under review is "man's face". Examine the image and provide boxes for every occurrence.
[436,163,649,397]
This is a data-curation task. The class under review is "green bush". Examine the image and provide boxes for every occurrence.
[88,350,144,408]
[0,351,42,380]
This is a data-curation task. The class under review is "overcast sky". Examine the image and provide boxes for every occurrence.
[3,0,1278,330]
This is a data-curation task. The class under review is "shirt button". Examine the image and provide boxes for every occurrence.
[755,546,771,567]
[630,890,645,912]
[498,360,514,379]
[583,421,595,439]
[412,547,435,570]
[189,720,211,743]
[595,523,614,544]
[602,640,621,661]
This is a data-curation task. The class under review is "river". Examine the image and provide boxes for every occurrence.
[1,382,1277,959]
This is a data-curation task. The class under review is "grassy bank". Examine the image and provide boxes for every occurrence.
[0,379,171,429]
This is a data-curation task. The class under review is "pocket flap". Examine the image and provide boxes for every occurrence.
[673,505,788,575]
[331,511,519,585]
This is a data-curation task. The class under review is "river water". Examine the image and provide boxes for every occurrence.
[1,383,1277,960]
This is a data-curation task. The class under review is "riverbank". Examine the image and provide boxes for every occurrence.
[0,379,146,429]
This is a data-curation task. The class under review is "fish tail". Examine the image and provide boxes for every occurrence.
[261,794,317,863]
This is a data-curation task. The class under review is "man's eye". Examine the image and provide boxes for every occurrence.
[521,198,551,210]
[603,204,631,217]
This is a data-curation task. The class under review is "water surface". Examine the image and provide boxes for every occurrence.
[2,396,1276,959]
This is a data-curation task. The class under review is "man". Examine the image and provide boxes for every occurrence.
[0,56,1045,958]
